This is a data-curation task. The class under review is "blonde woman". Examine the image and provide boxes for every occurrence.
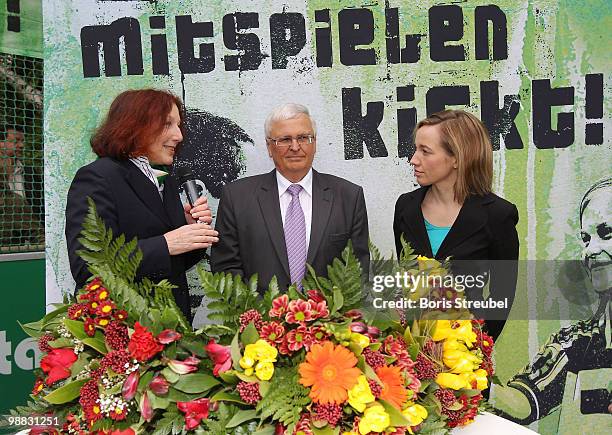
[393,109,519,340]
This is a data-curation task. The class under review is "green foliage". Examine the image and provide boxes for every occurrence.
[256,366,310,430]
[197,268,261,335]
[77,198,190,332]
[303,241,364,312]
[398,234,419,266]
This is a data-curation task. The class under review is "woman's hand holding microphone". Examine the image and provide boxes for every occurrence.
[164,196,219,255]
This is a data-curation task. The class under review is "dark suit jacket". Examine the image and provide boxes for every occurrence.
[393,186,519,339]
[210,169,369,292]
[65,157,202,320]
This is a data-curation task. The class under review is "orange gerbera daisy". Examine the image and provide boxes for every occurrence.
[298,341,361,405]
[376,365,409,409]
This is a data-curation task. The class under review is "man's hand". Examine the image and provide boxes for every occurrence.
[163,224,219,255]
[184,196,213,225]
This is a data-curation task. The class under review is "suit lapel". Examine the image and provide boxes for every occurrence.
[436,195,488,259]
[257,170,290,278]
[307,170,333,264]
[120,160,171,227]
[399,187,433,257]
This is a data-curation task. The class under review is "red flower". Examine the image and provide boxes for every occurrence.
[260,322,285,345]
[177,398,210,430]
[383,336,415,371]
[140,392,153,422]
[308,326,329,348]
[168,356,200,374]
[40,348,77,385]
[205,339,232,376]
[84,317,96,336]
[269,294,289,318]
[128,322,163,362]
[157,329,182,344]
[95,316,111,328]
[306,289,325,303]
[150,374,169,395]
[95,300,115,317]
[285,299,314,324]
[113,310,128,321]
[122,371,139,400]
[32,378,44,395]
[68,303,88,320]
[110,430,135,435]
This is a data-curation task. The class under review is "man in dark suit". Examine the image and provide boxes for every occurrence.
[211,103,369,292]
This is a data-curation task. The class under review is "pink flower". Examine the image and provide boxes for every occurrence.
[205,340,232,376]
[168,356,200,374]
[122,370,139,400]
[177,398,211,430]
[285,325,311,352]
[285,299,314,324]
[157,329,182,344]
[269,294,289,318]
[40,348,77,385]
[140,392,153,422]
[149,374,169,395]
[309,300,329,319]
[260,322,285,345]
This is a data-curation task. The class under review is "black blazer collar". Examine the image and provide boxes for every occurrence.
[117,159,172,227]
[400,186,491,259]
[308,170,333,264]
[257,170,290,278]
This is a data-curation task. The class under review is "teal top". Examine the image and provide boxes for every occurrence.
[424,218,451,256]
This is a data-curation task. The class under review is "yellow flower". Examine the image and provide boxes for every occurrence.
[462,369,488,390]
[358,404,390,434]
[350,333,371,350]
[442,340,481,373]
[343,432,359,435]
[347,375,375,412]
[402,402,428,426]
[244,367,254,376]
[239,356,255,369]
[255,361,275,381]
[432,320,476,347]
[244,339,278,363]
[435,372,468,390]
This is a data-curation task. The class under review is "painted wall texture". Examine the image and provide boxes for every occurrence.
[42,1,610,433]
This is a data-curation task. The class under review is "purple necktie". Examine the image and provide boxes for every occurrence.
[284,184,306,289]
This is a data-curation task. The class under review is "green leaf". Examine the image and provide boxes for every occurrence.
[41,305,69,327]
[63,319,89,340]
[49,338,73,348]
[138,370,155,392]
[219,371,239,384]
[461,388,482,397]
[231,332,242,371]
[240,322,259,345]
[82,337,107,354]
[166,387,201,402]
[161,367,180,384]
[251,426,276,435]
[18,320,44,338]
[226,409,258,428]
[312,426,337,435]
[379,400,410,427]
[70,353,90,377]
[332,286,344,313]
[149,393,171,410]
[43,379,87,404]
[408,343,419,361]
[173,373,220,394]
[210,391,246,404]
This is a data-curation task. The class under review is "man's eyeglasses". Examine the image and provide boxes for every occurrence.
[267,134,315,148]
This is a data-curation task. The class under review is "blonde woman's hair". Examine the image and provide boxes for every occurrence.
[415,109,493,203]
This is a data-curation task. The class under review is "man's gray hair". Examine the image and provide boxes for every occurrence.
[264,103,317,138]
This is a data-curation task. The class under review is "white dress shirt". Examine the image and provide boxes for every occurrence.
[129,156,168,197]
[276,169,313,251]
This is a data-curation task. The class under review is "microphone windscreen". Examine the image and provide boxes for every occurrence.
[176,167,194,184]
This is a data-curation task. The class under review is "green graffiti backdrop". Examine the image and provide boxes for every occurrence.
[44,1,610,433]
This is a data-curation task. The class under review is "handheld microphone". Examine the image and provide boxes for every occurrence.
[176,167,200,207]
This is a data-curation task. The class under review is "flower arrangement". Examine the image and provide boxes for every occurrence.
[6,201,495,434]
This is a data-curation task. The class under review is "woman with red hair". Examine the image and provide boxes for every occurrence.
[65,89,218,321]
